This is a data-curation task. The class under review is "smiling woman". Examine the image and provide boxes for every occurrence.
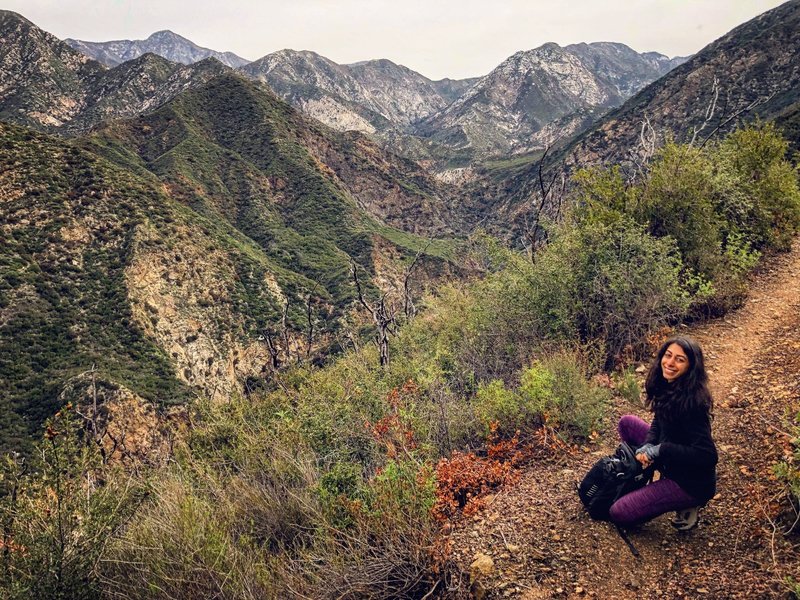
[610,336,718,531]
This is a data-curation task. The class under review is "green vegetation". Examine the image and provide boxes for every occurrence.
[0,124,191,456]
[2,119,799,598]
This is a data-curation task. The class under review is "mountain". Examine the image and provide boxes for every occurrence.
[239,50,470,135]
[1,12,466,454]
[0,10,104,128]
[466,0,800,240]
[413,42,685,160]
[66,29,250,69]
[0,74,461,454]
[0,11,230,132]
[559,0,800,169]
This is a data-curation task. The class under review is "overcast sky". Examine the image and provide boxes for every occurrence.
[5,0,788,80]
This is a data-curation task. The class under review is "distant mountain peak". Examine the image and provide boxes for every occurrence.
[66,29,250,69]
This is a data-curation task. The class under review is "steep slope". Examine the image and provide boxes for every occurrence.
[0,104,459,457]
[240,49,386,134]
[0,10,104,128]
[82,73,458,238]
[66,30,250,69]
[560,0,800,169]
[0,12,230,132]
[414,42,684,160]
[239,50,473,134]
[69,54,230,132]
[0,121,268,453]
[467,2,800,239]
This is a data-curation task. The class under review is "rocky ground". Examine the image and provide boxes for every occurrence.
[444,240,800,599]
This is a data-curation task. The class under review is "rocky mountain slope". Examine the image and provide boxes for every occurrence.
[0,10,104,128]
[560,0,800,170]
[0,81,459,454]
[468,1,800,238]
[66,29,250,69]
[0,14,466,457]
[239,50,474,135]
[414,42,685,160]
[0,10,229,132]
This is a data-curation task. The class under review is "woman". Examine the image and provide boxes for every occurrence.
[609,336,718,530]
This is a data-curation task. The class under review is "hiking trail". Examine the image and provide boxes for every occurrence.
[446,240,800,599]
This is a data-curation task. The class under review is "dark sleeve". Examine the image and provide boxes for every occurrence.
[645,415,661,445]
[659,411,718,469]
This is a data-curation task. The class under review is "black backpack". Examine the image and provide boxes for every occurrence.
[578,442,651,521]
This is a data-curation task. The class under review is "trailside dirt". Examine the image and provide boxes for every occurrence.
[444,241,800,599]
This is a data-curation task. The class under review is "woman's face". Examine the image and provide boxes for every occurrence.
[661,343,690,382]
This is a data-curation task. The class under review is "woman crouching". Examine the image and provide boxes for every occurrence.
[610,336,718,530]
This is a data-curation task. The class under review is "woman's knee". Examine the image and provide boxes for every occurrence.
[618,414,649,446]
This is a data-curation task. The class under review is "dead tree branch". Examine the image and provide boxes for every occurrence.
[524,142,566,261]
[689,76,720,146]
[697,90,776,149]
[351,262,396,367]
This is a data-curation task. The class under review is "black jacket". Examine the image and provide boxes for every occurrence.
[645,408,718,502]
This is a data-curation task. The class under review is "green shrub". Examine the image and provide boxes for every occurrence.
[714,122,800,251]
[541,216,689,366]
[522,352,610,438]
[0,407,143,600]
[613,369,642,405]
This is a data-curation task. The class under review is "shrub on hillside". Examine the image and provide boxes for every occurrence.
[0,407,143,600]
[637,142,723,279]
[714,122,800,252]
[475,350,609,438]
[541,215,689,366]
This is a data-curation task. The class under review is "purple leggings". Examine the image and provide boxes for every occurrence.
[608,415,699,525]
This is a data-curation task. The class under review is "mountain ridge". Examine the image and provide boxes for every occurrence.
[66,29,251,69]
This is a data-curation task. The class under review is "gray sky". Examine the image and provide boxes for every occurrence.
[5,0,788,80]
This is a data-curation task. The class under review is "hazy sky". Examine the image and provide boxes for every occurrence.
[5,0,788,79]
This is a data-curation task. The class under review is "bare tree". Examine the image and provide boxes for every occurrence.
[263,329,280,371]
[524,143,567,261]
[281,299,292,364]
[351,262,396,367]
[627,113,658,185]
[689,76,720,146]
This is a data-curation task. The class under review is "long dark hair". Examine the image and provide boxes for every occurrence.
[645,336,713,422]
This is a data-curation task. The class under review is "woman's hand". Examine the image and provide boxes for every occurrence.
[635,443,660,468]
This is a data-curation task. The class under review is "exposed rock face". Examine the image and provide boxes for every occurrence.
[414,42,684,158]
[0,11,230,132]
[124,222,278,403]
[239,49,471,134]
[58,372,185,466]
[66,30,250,69]
[68,55,230,132]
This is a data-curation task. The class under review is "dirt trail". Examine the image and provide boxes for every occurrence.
[447,241,800,599]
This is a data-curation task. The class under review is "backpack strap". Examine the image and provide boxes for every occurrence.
[615,524,641,558]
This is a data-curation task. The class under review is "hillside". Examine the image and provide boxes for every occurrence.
[414,42,684,162]
[0,10,230,132]
[81,72,459,237]
[0,94,457,455]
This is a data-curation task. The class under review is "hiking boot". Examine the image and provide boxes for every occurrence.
[671,507,699,531]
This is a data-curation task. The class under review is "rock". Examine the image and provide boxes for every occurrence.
[470,553,495,600]
[470,553,495,580]
[505,543,520,554]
